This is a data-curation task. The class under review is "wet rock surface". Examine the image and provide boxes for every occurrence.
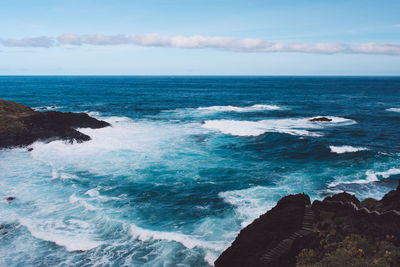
[0,99,110,148]
[309,117,332,122]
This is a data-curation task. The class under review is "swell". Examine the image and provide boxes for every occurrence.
[202,116,356,137]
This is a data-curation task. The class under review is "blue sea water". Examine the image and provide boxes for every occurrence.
[0,76,399,266]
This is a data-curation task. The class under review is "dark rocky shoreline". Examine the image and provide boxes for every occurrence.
[216,182,400,267]
[0,99,110,149]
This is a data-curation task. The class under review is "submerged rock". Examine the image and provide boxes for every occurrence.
[0,99,110,148]
[216,180,400,267]
[309,117,332,122]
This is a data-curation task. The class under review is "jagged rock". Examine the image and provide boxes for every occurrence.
[215,194,310,267]
[323,192,360,204]
[0,99,110,148]
[309,117,332,122]
[216,180,400,267]
[376,180,400,212]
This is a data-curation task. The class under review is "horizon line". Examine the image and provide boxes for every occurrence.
[0,74,400,77]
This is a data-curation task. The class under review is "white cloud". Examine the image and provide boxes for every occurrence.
[56,33,400,55]
[57,34,130,45]
[0,36,54,47]
[348,43,400,55]
[2,33,400,55]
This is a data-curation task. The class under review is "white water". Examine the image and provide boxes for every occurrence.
[329,145,369,154]
[219,185,294,227]
[329,167,400,187]
[387,108,400,113]
[202,116,355,137]
[197,104,281,112]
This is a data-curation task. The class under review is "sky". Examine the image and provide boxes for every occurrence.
[1,0,400,75]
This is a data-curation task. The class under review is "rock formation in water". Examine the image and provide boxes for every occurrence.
[309,117,332,122]
[0,99,110,148]
[215,181,400,267]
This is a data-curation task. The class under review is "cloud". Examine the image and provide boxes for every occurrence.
[56,33,400,55]
[349,43,400,55]
[0,36,54,47]
[2,33,400,55]
[57,34,130,45]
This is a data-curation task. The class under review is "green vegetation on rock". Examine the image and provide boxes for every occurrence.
[297,234,400,267]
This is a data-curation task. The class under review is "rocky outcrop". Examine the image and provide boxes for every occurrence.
[215,181,400,267]
[5,197,15,202]
[215,194,311,267]
[309,117,332,122]
[0,99,110,148]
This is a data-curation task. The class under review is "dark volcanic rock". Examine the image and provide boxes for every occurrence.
[216,180,400,267]
[0,99,110,148]
[309,117,332,122]
[215,194,310,267]
[376,180,400,212]
[323,191,360,204]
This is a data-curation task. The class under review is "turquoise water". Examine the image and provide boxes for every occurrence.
[0,76,399,266]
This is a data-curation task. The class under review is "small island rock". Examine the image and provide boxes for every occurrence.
[309,117,332,122]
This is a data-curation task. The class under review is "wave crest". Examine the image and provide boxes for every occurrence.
[202,116,355,137]
[129,224,224,251]
[329,145,369,154]
[387,108,400,113]
[19,218,104,252]
[329,168,400,187]
[197,104,281,112]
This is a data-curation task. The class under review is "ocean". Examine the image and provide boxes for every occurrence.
[0,76,399,266]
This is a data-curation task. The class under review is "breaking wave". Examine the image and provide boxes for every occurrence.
[129,224,224,251]
[329,145,369,154]
[329,168,400,187]
[387,108,400,113]
[197,104,281,112]
[19,218,104,252]
[202,116,355,137]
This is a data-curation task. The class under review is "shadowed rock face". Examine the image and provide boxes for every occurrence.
[0,99,110,148]
[215,194,311,267]
[215,181,400,267]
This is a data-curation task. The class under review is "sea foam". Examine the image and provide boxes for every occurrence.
[197,104,281,112]
[69,195,98,211]
[33,106,63,111]
[329,168,400,187]
[129,224,224,251]
[219,185,292,227]
[329,145,369,154]
[202,116,355,137]
[387,108,400,113]
[19,218,104,252]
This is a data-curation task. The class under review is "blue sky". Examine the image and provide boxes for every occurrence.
[1,0,400,75]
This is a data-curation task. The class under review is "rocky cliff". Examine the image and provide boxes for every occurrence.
[0,99,110,148]
[216,181,400,267]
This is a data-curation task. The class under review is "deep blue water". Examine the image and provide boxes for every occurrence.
[0,76,399,266]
